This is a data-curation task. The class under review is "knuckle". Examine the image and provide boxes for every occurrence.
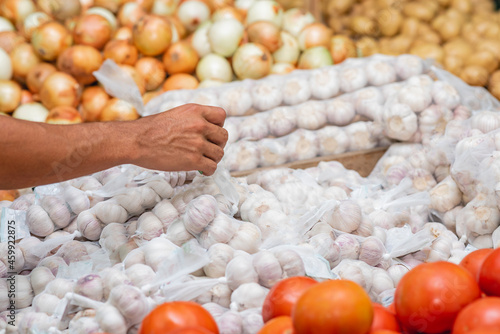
[220,128,229,143]
[204,161,217,176]
[215,147,224,162]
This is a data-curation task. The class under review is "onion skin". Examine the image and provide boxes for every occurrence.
[232,43,272,80]
[0,31,26,53]
[31,21,73,61]
[113,26,133,42]
[73,14,113,50]
[247,21,282,53]
[162,73,199,91]
[45,106,83,124]
[22,12,52,40]
[26,62,56,94]
[118,2,146,28]
[93,0,123,13]
[99,98,139,121]
[0,79,21,112]
[37,0,82,21]
[103,40,138,66]
[135,57,166,91]
[79,86,110,122]
[39,72,81,109]
[10,42,40,82]
[163,41,199,74]
[133,14,172,56]
[57,45,103,85]
[213,6,244,22]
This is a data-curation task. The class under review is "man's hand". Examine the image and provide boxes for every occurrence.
[131,104,228,176]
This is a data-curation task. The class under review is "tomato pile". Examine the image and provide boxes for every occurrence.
[136,247,500,334]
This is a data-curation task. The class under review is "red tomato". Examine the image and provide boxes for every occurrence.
[257,316,295,334]
[139,301,219,334]
[452,297,500,334]
[468,331,500,334]
[170,328,215,334]
[394,261,481,334]
[460,249,494,281]
[292,279,373,334]
[370,303,401,333]
[386,303,396,315]
[479,248,500,296]
[262,276,318,322]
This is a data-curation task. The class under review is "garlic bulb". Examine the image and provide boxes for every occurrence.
[267,107,297,137]
[345,122,378,151]
[32,293,60,316]
[295,101,327,130]
[199,213,239,249]
[217,310,243,333]
[238,114,270,140]
[418,105,454,138]
[40,195,71,228]
[252,250,282,288]
[230,282,269,311]
[26,205,54,237]
[18,237,42,270]
[225,141,260,172]
[95,304,128,334]
[251,81,283,111]
[457,196,500,236]
[322,200,362,233]
[339,67,367,93]
[316,126,350,156]
[395,55,424,79]
[335,233,360,260]
[309,68,340,99]
[285,129,318,161]
[407,168,437,191]
[165,219,194,247]
[93,201,128,224]
[219,87,253,116]
[359,236,386,267]
[366,60,397,86]
[325,98,356,126]
[76,210,102,241]
[471,110,500,134]
[143,237,178,271]
[152,199,179,229]
[429,176,462,212]
[75,274,104,301]
[109,284,150,326]
[406,75,434,94]
[183,195,219,235]
[12,275,33,309]
[432,81,461,110]
[226,254,259,290]
[258,139,288,167]
[204,243,234,278]
[355,87,385,120]
[1,243,24,274]
[190,91,219,107]
[397,85,432,113]
[224,121,239,145]
[308,233,341,268]
[282,77,311,105]
[29,266,55,296]
[228,222,262,254]
[387,263,410,286]
[382,103,418,141]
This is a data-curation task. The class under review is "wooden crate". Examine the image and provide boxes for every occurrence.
[230,146,388,178]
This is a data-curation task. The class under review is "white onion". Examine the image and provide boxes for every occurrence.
[233,43,272,80]
[0,80,21,112]
[235,0,255,11]
[208,18,244,57]
[196,53,233,82]
[0,48,12,80]
[22,12,51,40]
[282,8,315,37]
[192,20,212,57]
[86,7,118,30]
[152,0,180,16]
[177,0,210,32]
[12,102,49,122]
[246,0,283,27]
[298,46,332,69]
[0,16,15,32]
[198,79,225,89]
[272,31,299,65]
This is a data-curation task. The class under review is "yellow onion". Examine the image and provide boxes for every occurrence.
[10,43,40,82]
[118,2,146,28]
[232,43,272,80]
[93,0,123,13]
[133,14,172,56]
[135,57,166,91]
[86,7,118,30]
[103,40,138,66]
[0,48,13,80]
[152,0,180,16]
[465,51,499,74]
[12,102,49,122]
[57,45,103,85]
[212,6,244,22]
[329,35,356,64]
[0,79,21,112]
[79,0,94,11]
[460,65,489,86]
[142,90,162,105]
[177,0,211,32]
[79,86,109,122]
[113,26,133,42]
[37,0,81,21]
[124,0,154,11]
[0,0,36,26]
[73,14,112,50]
[22,12,51,40]
[163,41,199,74]
[196,53,233,82]
[0,31,25,53]
[247,21,281,53]
[298,23,332,51]
[45,106,83,124]
[489,71,500,87]
[31,21,72,61]
[298,46,333,69]
[26,62,56,95]
[118,64,146,95]
[166,15,187,43]
[39,71,81,109]
[162,73,199,91]
[281,8,315,37]
[0,190,19,201]
[99,98,139,121]
[208,0,233,10]
[272,31,299,65]
[489,82,500,100]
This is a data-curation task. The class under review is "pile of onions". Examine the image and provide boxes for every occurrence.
[73,14,113,50]
[163,42,199,74]
[79,86,110,122]
[45,105,83,124]
[103,40,139,66]
[39,71,81,109]
[99,98,139,121]
[135,57,166,91]
[31,21,72,61]
[132,14,172,56]
[56,45,103,85]
[232,43,272,80]
[0,79,21,112]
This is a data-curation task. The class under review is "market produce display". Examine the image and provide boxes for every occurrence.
[323,0,500,99]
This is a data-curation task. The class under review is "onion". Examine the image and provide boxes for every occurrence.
[57,45,103,85]
[298,22,332,50]
[0,16,14,32]
[86,7,118,31]
[213,7,244,22]
[191,20,212,57]
[73,14,112,50]
[135,57,166,91]
[166,15,187,43]
[12,102,49,122]
[0,0,36,25]
[113,27,133,42]
[45,106,83,124]
[104,40,138,66]
[40,72,81,109]
[272,31,299,65]
[208,0,233,10]
[99,98,139,121]
[232,43,272,80]
[133,14,172,56]
[298,46,333,69]
[31,21,72,61]
[0,48,12,80]
[196,53,233,82]
[198,79,224,88]
[177,0,210,32]
[126,0,154,11]
[247,21,281,53]
[329,35,356,64]
[207,18,244,57]
[10,43,40,82]
[235,0,255,13]
[37,0,81,21]
[246,0,283,27]
[22,12,51,40]
[79,0,94,11]
[0,31,25,53]
[93,0,122,13]
[282,8,315,36]
[271,62,295,75]
[162,73,199,91]
[143,90,162,104]
[460,65,489,87]
[163,41,199,74]
[26,62,56,94]
[20,89,33,104]
[0,79,21,112]
[79,86,109,122]
[118,2,146,28]
[117,64,146,95]
[152,0,180,16]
